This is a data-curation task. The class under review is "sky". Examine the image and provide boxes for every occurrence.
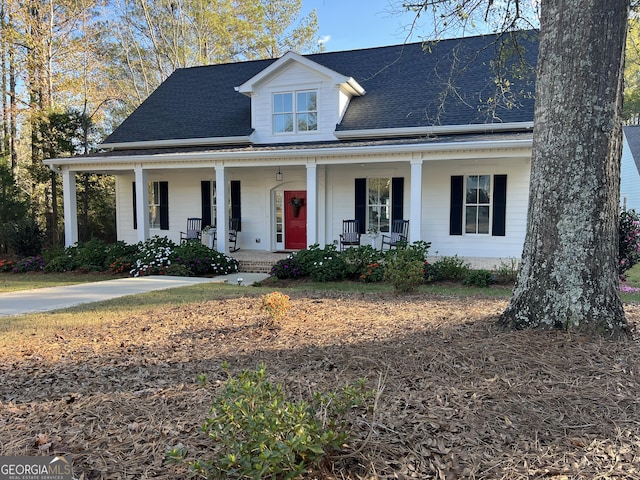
[299,0,433,52]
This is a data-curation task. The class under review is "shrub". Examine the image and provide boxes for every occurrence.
[384,247,425,292]
[270,256,304,279]
[0,258,15,272]
[493,258,519,284]
[13,256,44,273]
[341,245,384,280]
[619,209,640,275]
[167,364,372,480]
[360,261,385,283]
[296,244,346,282]
[463,269,494,287]
[44,252,76,272]
[260,291,291,325]
[130,236,176,277]
[6,219,43,257]
[426,255,471,282]
[74,239,109,270]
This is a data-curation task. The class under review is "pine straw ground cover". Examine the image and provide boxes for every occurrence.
[1,290,640,479]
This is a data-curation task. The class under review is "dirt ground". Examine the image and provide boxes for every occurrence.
[1,290,640,479]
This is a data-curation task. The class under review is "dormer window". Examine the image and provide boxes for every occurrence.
[273,91,317,134]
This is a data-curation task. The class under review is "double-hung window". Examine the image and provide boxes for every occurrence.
[367,178,391,233]
[465,175,491,234]
[148,181,162,229]
[273,91,317,134]
[450,174,507,237]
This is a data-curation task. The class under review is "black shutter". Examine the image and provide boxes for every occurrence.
[391,177,404,223]
[132,182,137,230]
[492,175,507,236]
[201,181,212,227]
[354,178,366,233]
[159,181,169,230]
[230,180,241,231]
[450,175,464,236]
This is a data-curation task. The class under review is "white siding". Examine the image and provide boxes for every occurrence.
[249,63,349,144]
[113,154,531,267]
[621,133,640,212]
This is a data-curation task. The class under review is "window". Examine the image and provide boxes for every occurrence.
[465,175,491,234]
[200,180,241,231]
[367,178,390,233]
[450,174,507,236]
[132,181,168,230]
[273,91,317,134]
[149,181,162,229]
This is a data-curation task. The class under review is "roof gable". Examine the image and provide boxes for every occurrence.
[235,51,365,97]
[102,30,538,147]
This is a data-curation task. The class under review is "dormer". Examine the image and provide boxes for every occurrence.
[235,52,365,144]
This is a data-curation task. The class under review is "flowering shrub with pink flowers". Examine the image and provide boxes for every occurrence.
[619,209,640,276]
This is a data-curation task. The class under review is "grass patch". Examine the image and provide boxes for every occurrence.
[0,272,124,293]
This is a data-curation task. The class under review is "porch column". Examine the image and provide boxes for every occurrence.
[306,162,318,246]
[215,165,228,252]
[134,166,150,243]
[61,167,78,247]
[409,159,423,243]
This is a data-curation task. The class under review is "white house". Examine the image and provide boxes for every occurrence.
[45,31,540,268]
[621,125,640,212]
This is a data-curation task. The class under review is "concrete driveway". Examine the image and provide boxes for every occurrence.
[0,273,269,317]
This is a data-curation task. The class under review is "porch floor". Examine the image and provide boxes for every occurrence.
[230,250,292,273]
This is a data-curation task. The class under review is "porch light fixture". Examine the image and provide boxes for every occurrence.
[276,168,283,181]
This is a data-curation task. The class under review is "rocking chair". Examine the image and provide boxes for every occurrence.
[180,217,202,243]
[381,219,409,251]
[339,219,361,251]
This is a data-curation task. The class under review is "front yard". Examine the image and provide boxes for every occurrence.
[1,284,639,479]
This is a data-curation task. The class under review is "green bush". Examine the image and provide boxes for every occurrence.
[425,255,471,282]
[130,236,176,277]
[269,256,304,279]
[167,364,372,479]
[13,255,44,273]
[5,219,44,257]
[463,269,494,287]
[619,209,640,275]
[74,239,109,270]
[294,244,346,282]
[493,258,519,284]
[341,245,385,280]
[384,247,425,292]
[44,252,76,272]
[173,241,239,276]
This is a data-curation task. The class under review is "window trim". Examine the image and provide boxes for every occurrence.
[272,90,318,135]
[464,174,492,235]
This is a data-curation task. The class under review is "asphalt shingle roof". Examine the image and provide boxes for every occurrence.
[103,30,538,146]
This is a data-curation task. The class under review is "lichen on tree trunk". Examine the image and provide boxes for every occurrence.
[499,0,630,336]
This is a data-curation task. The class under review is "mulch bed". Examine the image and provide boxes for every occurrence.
[1,291,640,479]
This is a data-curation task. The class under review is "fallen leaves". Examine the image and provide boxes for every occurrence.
[0,292,639,478]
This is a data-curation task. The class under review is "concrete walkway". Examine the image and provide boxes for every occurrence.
[0,273,269,317]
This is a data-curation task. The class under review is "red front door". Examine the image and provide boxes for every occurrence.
[284,190,307,250]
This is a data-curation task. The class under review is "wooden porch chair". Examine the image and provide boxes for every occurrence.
[228,218,240,252]
[381,219,409,251]
[180,217,202,243]
[339,219,361,251]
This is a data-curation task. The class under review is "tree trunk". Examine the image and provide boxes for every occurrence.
[499,0,630,335]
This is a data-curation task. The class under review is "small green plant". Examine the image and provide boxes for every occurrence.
[463,269,494,287]
[426,255,471,282]
[260,291,291,324]
[167,364,372,479]
[493,257,519,283]
[384,247,425,292]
